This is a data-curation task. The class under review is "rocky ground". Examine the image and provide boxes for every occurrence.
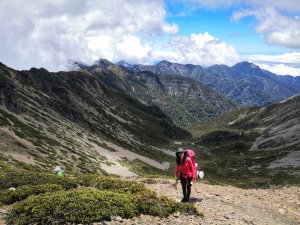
[0,179,299,225]
[100,179,300,225]
[143,179,300,225]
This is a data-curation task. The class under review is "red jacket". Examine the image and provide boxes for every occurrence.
[175,157,196,180]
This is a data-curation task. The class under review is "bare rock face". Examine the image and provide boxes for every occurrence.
[0,66,20,113]
[130,72,237,126]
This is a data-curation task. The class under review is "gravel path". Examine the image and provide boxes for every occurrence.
[143,179,300,225]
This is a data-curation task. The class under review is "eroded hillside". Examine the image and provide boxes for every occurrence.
[78,59,237,126]
[188,94,300,187]
[0,62,188,175]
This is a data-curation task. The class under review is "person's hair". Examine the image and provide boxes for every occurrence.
[176,151,187,164]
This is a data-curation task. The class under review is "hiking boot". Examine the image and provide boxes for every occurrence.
[181,198,187,203]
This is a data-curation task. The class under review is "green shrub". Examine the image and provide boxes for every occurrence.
[6,189,136,225]
[0,184,64,205]
[76,174,100,186]
[142,178,157,184]
[6,189,202,224]
[78,175,149,194]
[134,192,201,218]
[94,177,148,194]
[0,171,77,190]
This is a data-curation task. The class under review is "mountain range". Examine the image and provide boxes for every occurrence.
[0,59,299,187]
[0,61,189,175]
[189,93,300,187]
[77,59,237,126]
[123,60,300,106]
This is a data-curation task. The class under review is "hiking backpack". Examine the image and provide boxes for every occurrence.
[57,170,64,177]
[186,149,204,179]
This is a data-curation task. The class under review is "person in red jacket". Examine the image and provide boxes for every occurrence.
[175,148,196,203]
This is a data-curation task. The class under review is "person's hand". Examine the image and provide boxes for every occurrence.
[191,179,196,186]
[173,181,178,190]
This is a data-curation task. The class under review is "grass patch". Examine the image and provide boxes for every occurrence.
[88,138,117,152]
[119,158,169,177]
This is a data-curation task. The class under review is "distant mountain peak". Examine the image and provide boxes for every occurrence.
[29,67,49,73]
[233,61,259,69]
[72,61,89,69]
[208,64,229,69]
[156,60,172,65]
[117,60,133,68]
[94,58,114,68]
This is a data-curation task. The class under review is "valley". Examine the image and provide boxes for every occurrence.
[0,60,299,225]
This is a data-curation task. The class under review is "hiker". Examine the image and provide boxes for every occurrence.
[54,165,65,177]
[175,148,196,203]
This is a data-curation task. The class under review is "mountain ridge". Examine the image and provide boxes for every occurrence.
[0,62,189,175]
[188,92,300,187]
[129,60,300,106]
[0,60,298,188]
[77,59,237,126]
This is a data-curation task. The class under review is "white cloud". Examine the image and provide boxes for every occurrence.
[151,32,240,66]
[1,0,299,73]
[0,0,178,71]
[256,63,300,76]
[244,52,300,65]
[182,0,300,49]
[233,7,300,49]
[249,0,300,12]
[243,52,300,76]
[181,0,238,9]
[116,35,152,63]
[184,0,300,11]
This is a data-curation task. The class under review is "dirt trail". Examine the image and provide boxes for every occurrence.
[144,179,300,225]
[0,206,10,225]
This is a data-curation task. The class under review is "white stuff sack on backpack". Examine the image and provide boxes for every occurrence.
[196,170,205,179]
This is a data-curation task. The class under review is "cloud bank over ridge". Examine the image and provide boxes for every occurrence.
[0,0,299,76]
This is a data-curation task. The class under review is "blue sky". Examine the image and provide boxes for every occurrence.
[0,0,299,75]
[168,8,267,54]
[166,3,292,55]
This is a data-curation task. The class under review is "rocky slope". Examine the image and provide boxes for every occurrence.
[78,59,237,126]
[129,72,236,126]
[189,93,300,187]
[0,62,188,175]
[0,60,298,187]
[131,60,300,106]
[143,179,300,225]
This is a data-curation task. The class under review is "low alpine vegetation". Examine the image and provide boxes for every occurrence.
[6,189,137,225]
[78,175,148,194]
[3,171,201,224]
[0,184,64,205]
[0,170,77,190]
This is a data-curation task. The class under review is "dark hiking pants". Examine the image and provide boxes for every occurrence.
[180,176,192,202]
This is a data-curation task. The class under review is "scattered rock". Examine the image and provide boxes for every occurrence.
[174,211,181,217]
[144,179,300,225]
[110,216,123,222]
